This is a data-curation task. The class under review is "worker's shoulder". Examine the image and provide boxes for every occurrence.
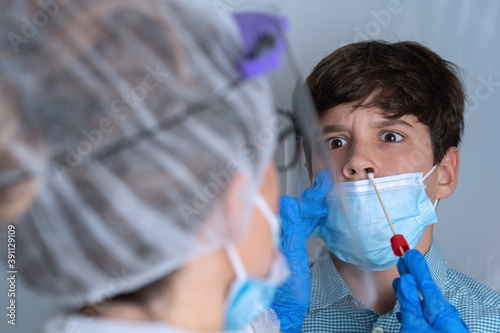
[445,268,500,331]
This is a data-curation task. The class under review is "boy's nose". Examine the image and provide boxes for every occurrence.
[342,144,378,181]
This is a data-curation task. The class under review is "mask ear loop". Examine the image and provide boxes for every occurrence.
[422,165,438,210]
[422,165,437,182]
[367,172,409,257]
[226,245,247,282]
[254,194,290,283]
[225,194,276,282]
[254,194,280,246]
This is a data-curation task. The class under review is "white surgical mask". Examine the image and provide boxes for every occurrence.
[315,166,438,271]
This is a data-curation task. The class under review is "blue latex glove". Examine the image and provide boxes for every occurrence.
[271,170,332,333]
[393,249,469,333]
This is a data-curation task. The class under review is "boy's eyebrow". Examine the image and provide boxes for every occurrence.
[322,124,349,133]
[372,119,414,129]
[322,119,414,134]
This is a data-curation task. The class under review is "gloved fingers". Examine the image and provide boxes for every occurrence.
[393,276,401,292]
[279,232,309,274]
[279,196,309,276]
[302,212,326,238]
[278,171,329,238]
[396,252,469,332]
[279,196,301,235]
[394,274,429,330]
[397,255,409,276]
[395,275,422,314]
[401,250,460,326]
[301,170,332,202]
[271,262,311,333]
[432,306,469,332]
[397,312,433,333]
[395,278,469,332]
[421,292,467,330]
[280,193,325,235]
[275,269,311,302]
[300,170,330,199]
[422,291,457,327]
[401,250,449,317]
[271,302,308,333]
[299,171,332,237]
[400,250,435,289]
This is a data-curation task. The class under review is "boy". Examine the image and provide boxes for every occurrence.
[302,40,500,332]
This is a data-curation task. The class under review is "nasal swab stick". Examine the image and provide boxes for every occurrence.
[367,172,408,257]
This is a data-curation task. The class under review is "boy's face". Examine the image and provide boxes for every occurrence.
[320,102,440,202]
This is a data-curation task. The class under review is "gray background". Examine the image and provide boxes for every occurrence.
[1,0,499,332]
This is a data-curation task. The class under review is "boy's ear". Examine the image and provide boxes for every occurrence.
[436,146,460,200]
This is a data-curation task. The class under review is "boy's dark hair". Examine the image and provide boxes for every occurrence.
[306,40,465,164]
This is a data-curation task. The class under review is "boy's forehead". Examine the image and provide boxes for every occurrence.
[321,104,422,127]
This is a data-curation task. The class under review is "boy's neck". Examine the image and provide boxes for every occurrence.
[331,255,399,314]
[330,227,434,314]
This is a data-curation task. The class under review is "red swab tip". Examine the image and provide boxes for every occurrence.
[391,234,409,257]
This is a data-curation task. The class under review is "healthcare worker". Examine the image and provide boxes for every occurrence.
[1,0,289,331]
[0,0,468,332]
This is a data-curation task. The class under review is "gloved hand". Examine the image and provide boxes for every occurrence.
[393,249,469,333]
[271,170,332,333]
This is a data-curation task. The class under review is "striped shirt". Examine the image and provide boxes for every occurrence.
[302,240,500,333]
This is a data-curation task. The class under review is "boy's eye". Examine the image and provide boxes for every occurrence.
[380,131,404,142]
[326,137,349,149]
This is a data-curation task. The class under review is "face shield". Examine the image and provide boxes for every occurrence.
[0,0,380,313]
[262,9,380,307]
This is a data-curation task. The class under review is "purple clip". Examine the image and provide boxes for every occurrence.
[232,12,289,79]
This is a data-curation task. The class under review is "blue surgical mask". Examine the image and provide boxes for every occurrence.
[315,166,438,271]
[224,195,289,331]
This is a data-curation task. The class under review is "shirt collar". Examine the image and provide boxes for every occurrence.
[424,238,448,290]
[309,244,351,309]
[309,238,448,310]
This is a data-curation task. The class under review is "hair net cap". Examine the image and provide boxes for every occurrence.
[0,0,278,307]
